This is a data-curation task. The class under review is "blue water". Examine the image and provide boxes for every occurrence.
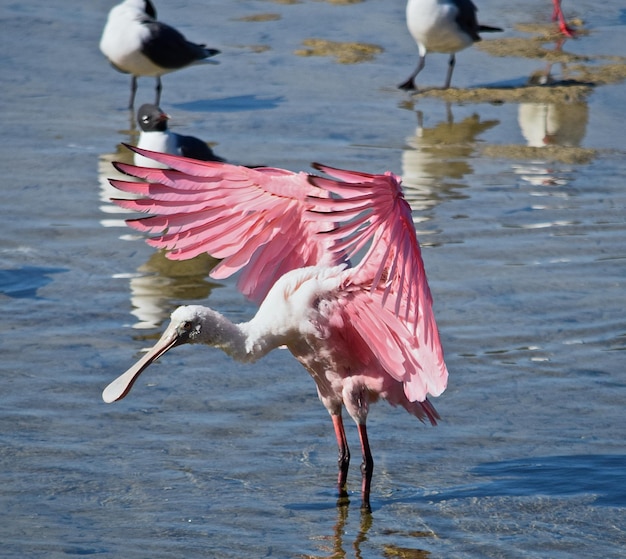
[1,1,625,557]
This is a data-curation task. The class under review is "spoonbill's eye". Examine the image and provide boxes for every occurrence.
[181,321,193,332]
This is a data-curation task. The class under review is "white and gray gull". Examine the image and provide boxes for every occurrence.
[100,0,220,108]
[399,0,502,91]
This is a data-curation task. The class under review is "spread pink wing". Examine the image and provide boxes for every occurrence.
[110,146,341,304]
[346,289,447,402]
[308,163,448,400]
[108,150,447,400]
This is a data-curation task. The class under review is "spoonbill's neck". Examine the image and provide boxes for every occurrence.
[193,307,282,363]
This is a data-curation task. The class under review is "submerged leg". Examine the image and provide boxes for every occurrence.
[398,55,425,91]
[356,423,373,512]
[444,54,456,89]
[331,414,350,498]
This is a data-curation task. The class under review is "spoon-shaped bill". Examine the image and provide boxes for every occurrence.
[102,327,180,403]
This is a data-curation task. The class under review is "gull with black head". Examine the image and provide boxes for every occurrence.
[135,103,224,168]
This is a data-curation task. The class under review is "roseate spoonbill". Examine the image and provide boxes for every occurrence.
[100,0,220,109]
[552,0,574,37]
[135,104,225,169]
[399,0,502,91]
[102,147,448,511]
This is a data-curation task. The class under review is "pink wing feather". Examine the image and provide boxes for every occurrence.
[111,146,341,304]
[307,163,448,400]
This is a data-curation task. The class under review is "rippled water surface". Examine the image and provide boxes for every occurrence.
[1,1,625,557]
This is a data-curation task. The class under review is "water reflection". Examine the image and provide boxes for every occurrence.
[301,505,432,559]
[518,101,588,149]
[464,27,595,188]
[98,132,220,329]
[401,105,498,218]
[98,142,137,230]
[512,99,590,187]
[301,505,372,559]
[119,251,219,329]
[526,35,571,86]
[518,35,588,149]
[489,25,594,183]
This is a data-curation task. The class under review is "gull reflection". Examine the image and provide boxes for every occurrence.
[518,101,587,148]
[470,26,595,187]
[401,106,499,219]
[99,128,220,329]
[98,142,138,232]
[513,100,589,186]
[121,251,219,329]
[519,34,587,150]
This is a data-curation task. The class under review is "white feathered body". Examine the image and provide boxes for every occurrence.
[406,0,475,55]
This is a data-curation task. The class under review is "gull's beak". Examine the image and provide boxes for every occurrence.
[102,324,182,403]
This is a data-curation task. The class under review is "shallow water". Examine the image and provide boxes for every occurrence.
[1,1,625,557]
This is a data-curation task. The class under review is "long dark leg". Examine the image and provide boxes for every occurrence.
[155,76,162,106]
[331,414,350,498]
[128,76,138,109]
[356,423,373,512]
[444,54,456,89]
[398,55,425,91]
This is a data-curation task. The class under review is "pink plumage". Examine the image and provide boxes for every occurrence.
[104,146,448,510]
[111,156,337,304]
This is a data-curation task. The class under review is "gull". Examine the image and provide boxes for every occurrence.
[399,0,502,91]
[100,0,220,108]
[135,103,224,168]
